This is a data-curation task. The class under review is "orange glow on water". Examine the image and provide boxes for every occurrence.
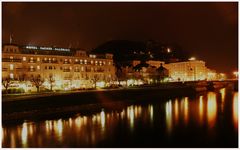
[233,92,238,130]
[166,100,173,134]
[183,97,189,125]
[199,96,204,124]
[207,92,217,128]
[174,99,179,124]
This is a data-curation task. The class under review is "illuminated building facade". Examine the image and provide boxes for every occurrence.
[164,60,207,81]
[2,44,115,92]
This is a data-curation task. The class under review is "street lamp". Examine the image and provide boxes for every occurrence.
[233,71,238,79]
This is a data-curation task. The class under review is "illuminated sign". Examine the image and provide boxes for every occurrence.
[26,46,38,49]
[25,45,70,52]
[40,47,52,50]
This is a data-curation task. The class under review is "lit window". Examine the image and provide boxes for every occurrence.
[70,67,72,70]
[30,57,33,60]
[84,60,87,64]
[95,61,98,64]
[108,61,111,65]
[37,66,40,70]
[44,58,47,61]
[91,60,93,64]
[30,66,34,69]
[75,59,78,62]
[37,57,40,61]
[10,56,13,59]
[81,67,84,71]
[23,57,26,61]
[10,64,14,70]
[10,73,14,79]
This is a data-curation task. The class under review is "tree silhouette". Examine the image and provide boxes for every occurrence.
[2,77,12,94]
[30,75,44,92]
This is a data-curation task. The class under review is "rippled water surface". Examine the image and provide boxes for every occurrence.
[2,88,238,147]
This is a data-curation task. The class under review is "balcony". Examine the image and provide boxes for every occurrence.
[28,60,37,63]
[42,60,58,64]
[95,69,104,72]
[2,58,22,62]
[16,68,25,71]
[28,68,36,72]
[63,69,71,72]
[74,69,80,72]
[2,68,8,71]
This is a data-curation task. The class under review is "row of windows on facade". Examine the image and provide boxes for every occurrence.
[7,56,112,65]
[8,64,112,72]
[5,48,18,53]
[7,73,112,80]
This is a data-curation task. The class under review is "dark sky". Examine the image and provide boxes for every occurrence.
[2,2,238,74]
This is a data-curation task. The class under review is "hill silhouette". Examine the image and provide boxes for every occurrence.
[91,40,191,67]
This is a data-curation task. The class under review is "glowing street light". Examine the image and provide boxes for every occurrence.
[167,48,171,53]
[233,71,238,79]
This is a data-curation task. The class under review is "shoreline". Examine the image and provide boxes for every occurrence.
[2,85,204,123]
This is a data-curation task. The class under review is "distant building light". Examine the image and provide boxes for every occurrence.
[188,57,196,61]
[167,48,171,53]
[26,46,38,49]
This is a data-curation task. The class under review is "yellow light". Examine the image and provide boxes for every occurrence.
[233,71,238,78]
[188,57,196,61]
[207,92,217,128]
[21,122,28,147]
[167,48,171,53]
[166,100,172,134]
[96,81,105,88]
[233,92,238,130]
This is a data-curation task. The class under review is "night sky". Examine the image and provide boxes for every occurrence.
[2,2,238,74]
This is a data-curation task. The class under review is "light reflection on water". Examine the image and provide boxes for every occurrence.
[233,92,238,130]
[199,96,204,125]
[207,92,217,128]
[2,89,238,148]
[165,100,172,134]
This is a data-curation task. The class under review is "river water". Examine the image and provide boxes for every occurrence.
[2,88,238,148]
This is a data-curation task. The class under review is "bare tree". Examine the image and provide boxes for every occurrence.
[92,74,100,88]
[48,74,55,91]
[30,75,44,92]
[2,77,12,94]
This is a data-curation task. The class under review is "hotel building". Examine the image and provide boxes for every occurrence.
[164,59,208,81]
[2,44,116,92]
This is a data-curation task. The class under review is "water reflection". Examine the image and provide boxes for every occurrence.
[199,96,204,125]
[2,89,238,147]
[233,92,238,130]
[220,88,226,112]
[183,97,189,125]
[127,105,135,130]
[166,100,173,134]
[174,99,179,124]
[220,88,226,101]
[149,105,154,123]
[207,92,217,128]
[54,119,63,141]
[21,122,28,147]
